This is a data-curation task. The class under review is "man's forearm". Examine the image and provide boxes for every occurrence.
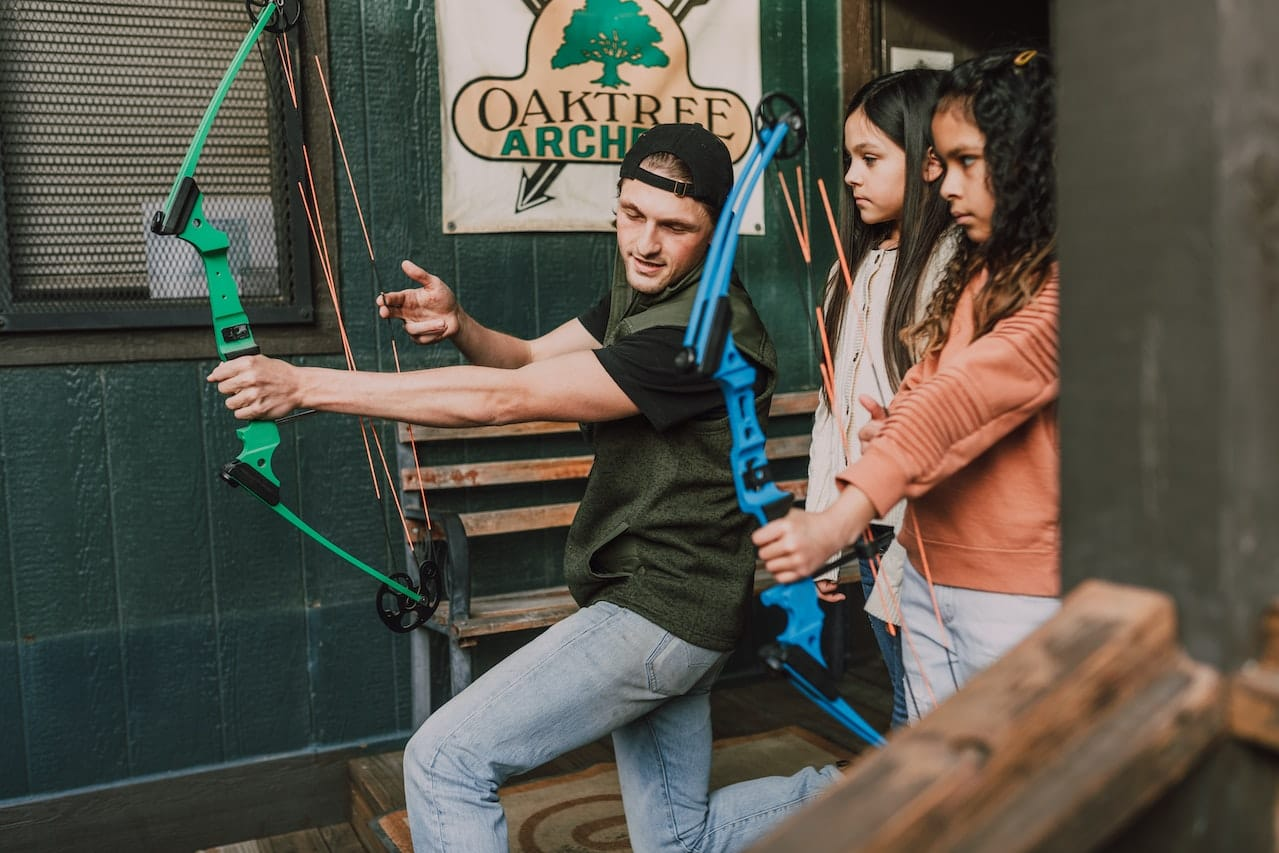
[288,347,635,428]
[450,308,535,369]
[298,363,513,427]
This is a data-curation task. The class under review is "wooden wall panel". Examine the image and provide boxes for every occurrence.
[101,364,223,775]
[2,366,128,791]
[0,415,26,799]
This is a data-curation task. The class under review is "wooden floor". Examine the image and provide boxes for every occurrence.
[202,605,893,852]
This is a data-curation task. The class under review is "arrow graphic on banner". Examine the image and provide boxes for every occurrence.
[515,161,567,212]
[510,0,717,215]
[670,0,712,21]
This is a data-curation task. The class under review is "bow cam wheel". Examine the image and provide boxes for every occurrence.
[754,92,807,160]
[376,573,429,633]
[246,0,302,33]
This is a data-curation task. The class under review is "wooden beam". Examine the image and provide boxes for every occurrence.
[433,561,863,641]
[1259,600,1279,667]
[1056,0,1279,844]
[401,435,809,492]
[397,390,819,443]
[404,455,594,490]
[840,0,875,105]
[946,654,1221,853]
[1230,598,1279,753]
[1231,664,1279,754]
[748,580,1225,852]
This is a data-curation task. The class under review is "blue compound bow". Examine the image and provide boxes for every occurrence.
[677,93,887,748]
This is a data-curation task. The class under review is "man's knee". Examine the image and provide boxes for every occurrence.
[404,713,502,795]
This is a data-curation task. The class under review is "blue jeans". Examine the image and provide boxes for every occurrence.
[858,558,908,728]
[403,600,841,852]
[898,556,1060,722]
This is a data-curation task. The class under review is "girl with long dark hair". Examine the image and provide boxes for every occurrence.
[806,67,956,728]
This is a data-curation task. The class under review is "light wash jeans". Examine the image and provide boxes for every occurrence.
[403,600,842,852]
[899,556,1060,722]
[858,558,908,728]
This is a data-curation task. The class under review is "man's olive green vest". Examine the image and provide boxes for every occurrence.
[564,257,778,651]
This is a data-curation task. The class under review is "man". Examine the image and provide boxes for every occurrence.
[209,123,839,852]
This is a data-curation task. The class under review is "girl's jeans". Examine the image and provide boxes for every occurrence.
[858,557,908,727]
[899,556,1060,722]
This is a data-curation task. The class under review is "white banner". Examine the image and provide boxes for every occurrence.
[436,0,762,233]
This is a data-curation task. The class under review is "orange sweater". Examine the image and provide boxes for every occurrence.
[837,269,1060,596]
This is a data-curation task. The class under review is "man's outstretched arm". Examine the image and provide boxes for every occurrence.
[207,348,639,428]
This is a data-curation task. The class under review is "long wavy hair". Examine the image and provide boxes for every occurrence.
[825,68,953,395]
[908,47,1057,356]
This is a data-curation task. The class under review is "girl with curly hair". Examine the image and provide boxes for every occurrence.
[806,67,958,729]
[759,47,1060,721]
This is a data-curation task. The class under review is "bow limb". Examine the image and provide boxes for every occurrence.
[154,3,279,238]
[679,94,885,748]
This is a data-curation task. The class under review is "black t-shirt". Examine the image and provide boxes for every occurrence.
[577,295,766,432]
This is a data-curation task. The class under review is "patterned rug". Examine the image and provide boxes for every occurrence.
[374,725,846,852]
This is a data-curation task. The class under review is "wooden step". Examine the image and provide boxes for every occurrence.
[196,821,365,852]
[349,752,409,853]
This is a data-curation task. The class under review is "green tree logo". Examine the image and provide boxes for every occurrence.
[550,0,669,89]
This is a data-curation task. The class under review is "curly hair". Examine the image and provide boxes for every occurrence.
[908,47,1057,356]
[825,68,953,393]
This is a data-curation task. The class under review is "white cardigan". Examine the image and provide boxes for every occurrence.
[807,233,955,624]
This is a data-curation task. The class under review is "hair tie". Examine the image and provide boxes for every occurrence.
[1013,49,1037,67]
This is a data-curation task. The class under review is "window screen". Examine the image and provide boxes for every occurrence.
[0,0,311,333]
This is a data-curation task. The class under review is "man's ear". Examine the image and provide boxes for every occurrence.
[923,146,943,183]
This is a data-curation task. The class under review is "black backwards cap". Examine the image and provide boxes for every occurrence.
[618,123,734,214]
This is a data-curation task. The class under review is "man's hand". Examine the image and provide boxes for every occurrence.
[207,355,303,421]
[378,260,463,345]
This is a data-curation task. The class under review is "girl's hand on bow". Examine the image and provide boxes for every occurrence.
[378,260,463,346]
[753,508,848,584]
[753,486,877,584]
[815,579,847,603]
[857,394,888,449]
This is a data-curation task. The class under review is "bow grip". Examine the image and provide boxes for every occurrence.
[762,493,793,522]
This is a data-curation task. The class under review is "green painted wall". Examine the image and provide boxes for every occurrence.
[0,0,843,801]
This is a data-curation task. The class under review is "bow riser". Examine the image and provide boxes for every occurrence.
[717,338,792,524]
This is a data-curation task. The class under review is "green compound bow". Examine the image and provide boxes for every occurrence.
[151,0,439,632]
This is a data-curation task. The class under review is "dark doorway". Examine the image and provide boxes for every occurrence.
[874,0,1050,74]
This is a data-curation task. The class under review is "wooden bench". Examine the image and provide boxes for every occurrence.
[396,391,848,721]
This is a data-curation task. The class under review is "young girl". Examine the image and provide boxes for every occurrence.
[807,68,956,729]
[763,47,1060,721]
